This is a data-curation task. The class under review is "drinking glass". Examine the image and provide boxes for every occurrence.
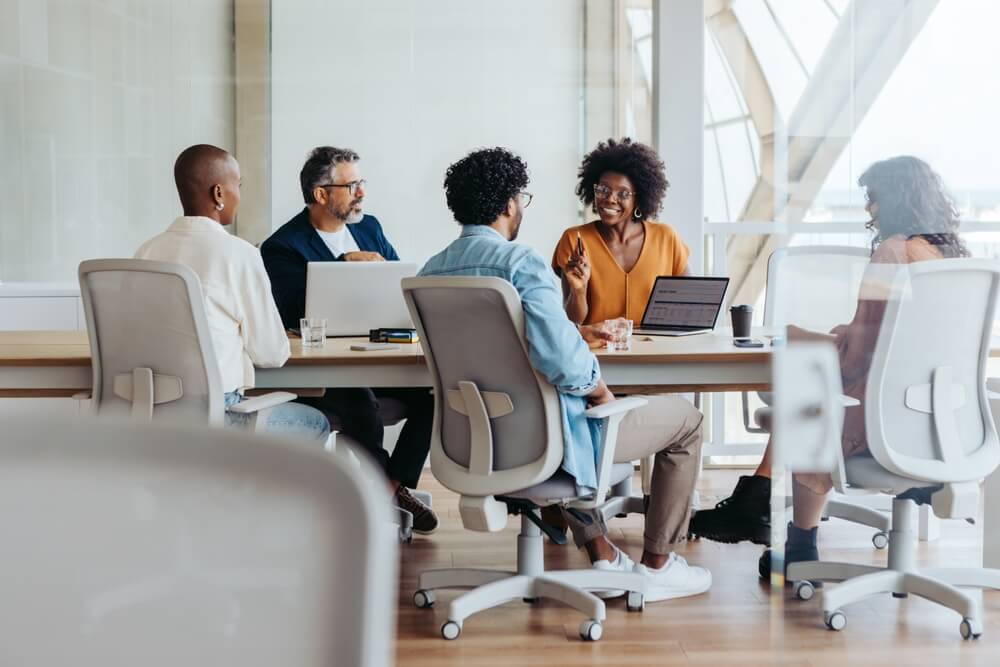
[604,318,633,352]
[300,318,327,347]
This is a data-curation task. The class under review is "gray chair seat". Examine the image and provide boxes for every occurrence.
[845,455,937,496]
[503,463,634,506]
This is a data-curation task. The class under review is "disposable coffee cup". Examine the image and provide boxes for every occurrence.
[730,304,753,339]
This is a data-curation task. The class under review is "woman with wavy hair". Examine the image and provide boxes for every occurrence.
[552,138,690,325]
[689,155,970,579]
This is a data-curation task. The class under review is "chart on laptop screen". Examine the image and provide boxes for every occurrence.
[643,278,728,328]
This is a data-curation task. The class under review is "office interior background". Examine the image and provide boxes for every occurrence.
[3,0,999,454]
[2,0,1000,664]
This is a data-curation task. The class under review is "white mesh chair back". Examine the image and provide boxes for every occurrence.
[79,259,225,425]
[764,246,871,331]
[402,277,563,497]
[865,259,1000,483]
[0,417,397,667]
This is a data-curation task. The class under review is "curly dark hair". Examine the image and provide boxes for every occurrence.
[859,156,969,258]
[300,146,360,204]
[576,138,669,220]
[444,148,529,226]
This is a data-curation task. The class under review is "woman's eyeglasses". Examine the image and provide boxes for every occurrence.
[594,183,634,202]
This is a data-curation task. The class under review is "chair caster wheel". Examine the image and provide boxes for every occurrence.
[824,611,846,631]
[960,618,983,640]
[441,620,462,640]
[872,532,889,549]
[579,619,603,641]
[413,589,435,609]
[794,581,815,601]
[626,591,645,612]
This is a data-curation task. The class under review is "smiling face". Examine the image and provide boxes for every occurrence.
[594,171,638,227]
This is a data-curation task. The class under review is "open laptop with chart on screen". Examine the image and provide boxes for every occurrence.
[634,276,730,336]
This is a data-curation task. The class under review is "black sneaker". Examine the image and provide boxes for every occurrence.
[395,486,439,535]
[687,475,771,545]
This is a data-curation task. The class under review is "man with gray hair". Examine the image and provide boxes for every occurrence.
[262,146,437,535]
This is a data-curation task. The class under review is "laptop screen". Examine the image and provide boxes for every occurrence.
[640,277,729,330]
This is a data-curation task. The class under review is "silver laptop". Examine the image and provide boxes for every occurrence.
[634,276,730,336]
[305,262,417,336]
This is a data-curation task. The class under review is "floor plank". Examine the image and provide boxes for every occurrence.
[395,470,1000,666]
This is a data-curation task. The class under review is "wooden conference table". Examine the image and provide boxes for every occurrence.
[1,329,998,572]
[0,330,771,397]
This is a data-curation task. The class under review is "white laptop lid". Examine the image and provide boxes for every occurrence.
[305,262,418,336]
[638,276,730,331]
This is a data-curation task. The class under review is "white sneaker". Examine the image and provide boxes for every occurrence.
[635,553,712,602]
[590,547,635,599]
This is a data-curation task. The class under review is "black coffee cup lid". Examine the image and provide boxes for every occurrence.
[730,304,753,312]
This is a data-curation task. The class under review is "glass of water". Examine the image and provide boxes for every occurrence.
[300,318,327,347]
[603,318,633,352]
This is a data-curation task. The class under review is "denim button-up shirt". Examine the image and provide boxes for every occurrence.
[419,225,604,491]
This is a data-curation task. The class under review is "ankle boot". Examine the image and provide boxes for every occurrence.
[758,522,820,581]
[688,474,771,545]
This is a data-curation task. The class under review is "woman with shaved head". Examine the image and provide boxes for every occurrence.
[134,144,331,442]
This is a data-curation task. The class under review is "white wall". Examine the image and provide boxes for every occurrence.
[271,0,586,265]
[0,0,235,283]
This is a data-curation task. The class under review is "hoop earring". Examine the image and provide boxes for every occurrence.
[215,202,225,211]
[633,208,642,220]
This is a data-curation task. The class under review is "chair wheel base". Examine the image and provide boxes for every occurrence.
[413,589,435,609]
[626,591,645,612]
[825,611,847,631]
[441,620,462,640]
[794,581,815,601]
[579,619,603,641]
[960,618,983,640]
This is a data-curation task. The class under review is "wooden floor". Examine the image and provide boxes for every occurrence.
[395,469,1000,666]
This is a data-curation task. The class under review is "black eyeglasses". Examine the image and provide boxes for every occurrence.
[519,191,533,208]
[318,179,366,196]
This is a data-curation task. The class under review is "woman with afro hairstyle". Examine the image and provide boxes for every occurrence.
[688,156,971,582]
[552,138,690,325]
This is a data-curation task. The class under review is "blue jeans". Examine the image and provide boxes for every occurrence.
[224,391,331,443]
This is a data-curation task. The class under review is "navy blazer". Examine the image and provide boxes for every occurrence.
[261,208,400,329]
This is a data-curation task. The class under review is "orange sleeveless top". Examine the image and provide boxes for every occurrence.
[551,220,689,325]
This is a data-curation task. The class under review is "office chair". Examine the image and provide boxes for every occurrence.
[785,259,1000,639]
[77,259,299,430]
[402,276,648,642]
[743,246,910,548]
[0,416,397,666]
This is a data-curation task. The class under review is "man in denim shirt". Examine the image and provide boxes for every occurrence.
[419,148,711,601]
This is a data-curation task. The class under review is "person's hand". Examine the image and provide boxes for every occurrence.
[586,380,615,408]
[343,251,385,262]
[579,321,619,350]
[563,238,591,293]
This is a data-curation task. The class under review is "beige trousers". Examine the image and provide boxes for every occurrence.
[563,394,704,555]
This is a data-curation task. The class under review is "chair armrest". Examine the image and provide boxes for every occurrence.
[583,396,648,419]
[226,391,297,414]
[576,396,648,509]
